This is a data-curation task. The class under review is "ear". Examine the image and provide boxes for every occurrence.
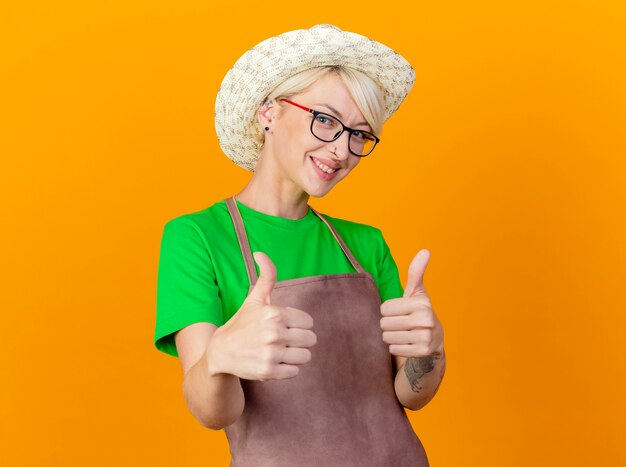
[257,99,279,129]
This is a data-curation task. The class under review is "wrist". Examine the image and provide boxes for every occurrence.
[205,329,230,377]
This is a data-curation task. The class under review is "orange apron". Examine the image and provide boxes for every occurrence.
[224,196,429,466]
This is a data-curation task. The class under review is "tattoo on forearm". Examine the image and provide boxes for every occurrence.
[404,354,442,393]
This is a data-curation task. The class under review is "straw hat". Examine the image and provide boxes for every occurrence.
[215,24,415,171]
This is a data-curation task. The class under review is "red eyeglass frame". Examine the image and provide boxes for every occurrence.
[280,99,380,157]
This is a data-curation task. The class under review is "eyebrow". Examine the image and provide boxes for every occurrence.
[316,103,370,128]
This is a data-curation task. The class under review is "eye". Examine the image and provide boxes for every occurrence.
[352,130,375,142]
[315,114,335,126]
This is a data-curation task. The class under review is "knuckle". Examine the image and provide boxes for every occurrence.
[411,314,432,329]
[263,346,278,364]
[263,328,281,345]
[424,312,435,327]
[407,296,422,309]
[409,316,422,328]
[296,309,313,327]
[259,362,274,380]
[266,305,284,321]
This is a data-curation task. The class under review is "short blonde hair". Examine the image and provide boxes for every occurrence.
[252,66,386,152]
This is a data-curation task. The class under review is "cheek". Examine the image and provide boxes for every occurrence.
[349,157,361,171]
[278,128,318,155]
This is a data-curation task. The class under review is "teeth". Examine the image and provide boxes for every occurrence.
[313,157,337,174]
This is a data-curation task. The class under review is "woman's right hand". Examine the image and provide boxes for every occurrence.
[207,251,317,381]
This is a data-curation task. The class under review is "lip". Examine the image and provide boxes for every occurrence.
[311,156,340,170]
[310,156,339,181]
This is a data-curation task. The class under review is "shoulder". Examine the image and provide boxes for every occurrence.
[162,199,232,242]
[316,211,389,267]
[318,211,384,244]
[315,210,402,301]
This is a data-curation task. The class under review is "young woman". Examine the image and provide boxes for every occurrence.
[154,24,445,466]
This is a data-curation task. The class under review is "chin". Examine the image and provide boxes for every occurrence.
[306,184,335,198]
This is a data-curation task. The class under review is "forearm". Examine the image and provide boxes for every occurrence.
[182,341,245,430]
[394,350,446,411]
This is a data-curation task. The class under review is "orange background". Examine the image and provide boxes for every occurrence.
[2,1,625,466]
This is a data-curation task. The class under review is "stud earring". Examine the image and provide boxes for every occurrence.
[264,127,269,131]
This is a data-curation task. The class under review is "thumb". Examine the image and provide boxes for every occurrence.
[403,249,431,298]
[248,251,277,304]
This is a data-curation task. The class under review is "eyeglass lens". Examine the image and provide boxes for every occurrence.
[311,113,377,156]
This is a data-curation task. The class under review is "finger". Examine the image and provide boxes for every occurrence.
[283,327,317,348]
[388,344,430,358]
[279,347,312,365]
[249,251,277,304]
[380,309,436,331]
[380,314,434,331]
[403,249,430,298]
[272,363,300,380]
[283,306,315,329]
[380,296,432,317]
[382,330,432,345]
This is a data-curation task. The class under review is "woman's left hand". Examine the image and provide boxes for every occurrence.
[380,249,444,358]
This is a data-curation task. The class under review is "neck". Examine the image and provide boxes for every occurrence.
[234,155,310,220]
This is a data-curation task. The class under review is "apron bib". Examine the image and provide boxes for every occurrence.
[223,196,429,467]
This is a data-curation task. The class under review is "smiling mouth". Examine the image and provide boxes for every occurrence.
[311,156,339,174]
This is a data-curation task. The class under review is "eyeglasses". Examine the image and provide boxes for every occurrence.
[281,99,380,157]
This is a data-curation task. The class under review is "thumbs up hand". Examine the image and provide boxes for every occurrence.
[208,252,317,382]
[380,249,444,358]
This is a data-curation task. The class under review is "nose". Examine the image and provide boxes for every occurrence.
[328,130,351,160]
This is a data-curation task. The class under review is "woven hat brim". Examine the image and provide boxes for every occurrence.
[215,24,416,171]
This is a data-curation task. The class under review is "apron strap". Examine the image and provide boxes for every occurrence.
[225,196,366,287]
[225,196,259,286]
[308,206,366,275]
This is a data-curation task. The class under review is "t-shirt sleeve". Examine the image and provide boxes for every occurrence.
[376,229,405,303]
[154,217,224,358]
